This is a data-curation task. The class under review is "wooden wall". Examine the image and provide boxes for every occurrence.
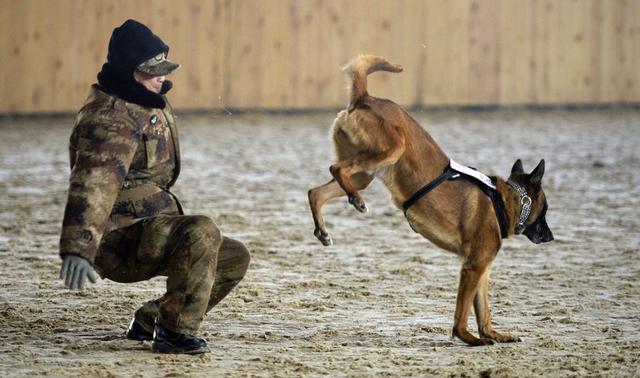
[1,0,638,113]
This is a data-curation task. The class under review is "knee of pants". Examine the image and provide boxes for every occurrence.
[176,215,222,260]
[236,241,250,277]
[225,238,251,280]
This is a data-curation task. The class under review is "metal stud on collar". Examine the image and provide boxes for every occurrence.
[507,180,532,234]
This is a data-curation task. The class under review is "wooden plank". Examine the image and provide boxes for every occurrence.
[608,0,627,103]
[259,0,292,108]
[0,0,21,111]
[422,0,450,106]
[226,0,261,107]
[161,0,226,109]
[467,0,500,104]
[346,0,417,106]
[498,0,533,104]
[447,0,471,104]
[565,0,590,103]
[533,0,554,104]
[599,0,614,102]
[587,0,603,103]
[25,1,46,112]
[49,1,72,111]
[622,0,639,101]
[528,0,543,104]
[401,0,428,107]
[315,0,346,108]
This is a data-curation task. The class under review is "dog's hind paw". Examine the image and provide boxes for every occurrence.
[314,228,333,246]
[348,195,368,213]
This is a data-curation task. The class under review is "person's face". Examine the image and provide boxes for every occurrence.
[134,70,166,94]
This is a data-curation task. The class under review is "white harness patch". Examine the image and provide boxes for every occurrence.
[449,159,496,190]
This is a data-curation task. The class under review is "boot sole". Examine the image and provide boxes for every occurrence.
[151,342,210,355]
[126,333,153,342]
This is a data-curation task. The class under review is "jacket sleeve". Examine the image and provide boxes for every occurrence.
[59,115,140,263]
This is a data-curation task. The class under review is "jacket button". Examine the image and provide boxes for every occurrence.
[150,115,158,125]
[77,229,93,242]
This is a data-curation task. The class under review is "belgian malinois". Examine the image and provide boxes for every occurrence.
[308,55,554,346]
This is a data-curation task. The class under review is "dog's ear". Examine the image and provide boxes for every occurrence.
[528,159,545,187]
[511,159,524,174]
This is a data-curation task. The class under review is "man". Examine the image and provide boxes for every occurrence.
[58,19,250,355]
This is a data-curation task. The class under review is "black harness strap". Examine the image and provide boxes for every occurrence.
[478,178,509,239]
[402,165,509,239]
[402,166,460,214]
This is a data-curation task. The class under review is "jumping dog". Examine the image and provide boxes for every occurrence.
[308,55,554,346]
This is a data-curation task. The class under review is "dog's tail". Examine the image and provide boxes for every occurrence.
[343,55,403,107]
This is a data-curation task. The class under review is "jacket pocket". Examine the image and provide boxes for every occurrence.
[142,134,157,168]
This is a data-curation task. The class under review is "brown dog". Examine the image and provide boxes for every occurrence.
[308,55,554,346]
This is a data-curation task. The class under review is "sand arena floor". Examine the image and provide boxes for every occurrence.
[0,109,639,377]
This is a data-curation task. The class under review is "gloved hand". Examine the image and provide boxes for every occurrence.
[59,255,99,290]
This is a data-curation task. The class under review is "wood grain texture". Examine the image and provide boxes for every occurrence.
[0,0,637,112]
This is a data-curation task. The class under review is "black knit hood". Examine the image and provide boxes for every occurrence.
[107,19,169,76]
[96,19,173,109]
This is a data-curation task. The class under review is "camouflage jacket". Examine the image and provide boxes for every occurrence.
[59,85,182,263]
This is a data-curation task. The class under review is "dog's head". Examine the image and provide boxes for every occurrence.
[508,159,554,244]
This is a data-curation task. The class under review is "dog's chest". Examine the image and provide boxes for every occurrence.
[370,166,403,200]
[370,166,390,180]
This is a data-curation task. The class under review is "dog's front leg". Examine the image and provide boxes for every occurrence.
[474,270,522,343]
[452,258,495,346]
[329,142,405,213]
[308,173,374,245]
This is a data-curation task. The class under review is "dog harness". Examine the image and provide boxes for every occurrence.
[402,159,509,239]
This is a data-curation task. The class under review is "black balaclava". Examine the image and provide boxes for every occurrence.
[97,19,173,109]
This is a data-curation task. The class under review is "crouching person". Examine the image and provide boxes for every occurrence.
[58,19,250,354]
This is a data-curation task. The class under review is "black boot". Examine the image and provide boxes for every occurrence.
[151,323,210,354]
[126,318,153,341]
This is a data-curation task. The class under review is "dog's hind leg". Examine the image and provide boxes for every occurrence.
[308,173,374,246]
[474,269,522,343]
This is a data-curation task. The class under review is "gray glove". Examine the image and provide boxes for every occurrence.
[59,255,99,290]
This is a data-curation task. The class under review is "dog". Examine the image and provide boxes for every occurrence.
[308,55,554,346]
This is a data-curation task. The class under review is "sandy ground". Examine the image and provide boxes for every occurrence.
[0,109,639,377]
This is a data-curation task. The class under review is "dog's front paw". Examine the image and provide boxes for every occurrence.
[475,338,496,346]
[453,328,495,347]
[348,195,368,213]
[314,228,333,246]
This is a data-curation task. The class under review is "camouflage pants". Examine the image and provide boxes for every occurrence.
[94,214,250,335]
